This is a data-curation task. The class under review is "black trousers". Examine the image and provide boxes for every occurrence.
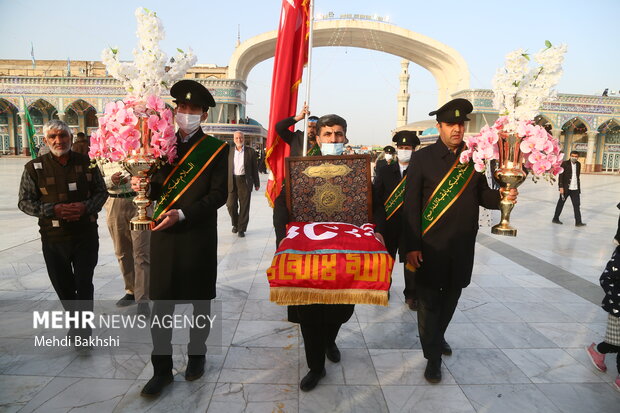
[416,284,462,360]
[300,322,342,372]
[227,175,251,232]
[385,242,416,300]
[150,300,211,375]
[41,234,98,313]
[598,342,620,373]
[553,190,582,224]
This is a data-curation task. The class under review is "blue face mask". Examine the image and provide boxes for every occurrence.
[320,143,344,156]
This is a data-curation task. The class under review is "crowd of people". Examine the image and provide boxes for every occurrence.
[16,79,620,400]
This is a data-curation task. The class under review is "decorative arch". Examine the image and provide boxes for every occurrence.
[561,116,590,132]
[64,98,96,114]
[597,118,620,132]
[0,98,19,115]
[28,98,57,116]
[534,114,555,130]
[228,19,470,104]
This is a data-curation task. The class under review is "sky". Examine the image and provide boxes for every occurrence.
[1,0,619,146]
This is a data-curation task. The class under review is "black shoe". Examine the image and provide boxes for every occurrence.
[326,343,341,363]
[551,219,563,225]
[300,368,326,391]
[185,355,205,381]
[232,226,238,233]
[116,293,135,307]
[441,339,452,356]
[575,222,587,227]
[137,302,150,317]
[141,374,173,396]
[424,359,442,383]
[405,298,418,311]
[238,231,245,238]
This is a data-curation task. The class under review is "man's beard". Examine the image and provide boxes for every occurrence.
[50,146,70,157]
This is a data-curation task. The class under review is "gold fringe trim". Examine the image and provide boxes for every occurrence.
[269,287,388,307]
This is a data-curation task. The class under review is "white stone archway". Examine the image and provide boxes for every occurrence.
[228,19,470,104]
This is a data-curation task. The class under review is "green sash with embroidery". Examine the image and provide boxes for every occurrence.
[153,135,227,220]
[421,159,475,235]
[307,143,321,156]
[384,176,406,220]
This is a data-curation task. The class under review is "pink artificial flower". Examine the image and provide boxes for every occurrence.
[531,159,552,175]
[146,94,166,113]
[520,139,536,154]
[473,161,486,172]
[459,150,471,164]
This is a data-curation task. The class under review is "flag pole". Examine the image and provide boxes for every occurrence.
[302,0,314,157]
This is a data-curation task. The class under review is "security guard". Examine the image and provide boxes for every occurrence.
[403,98,517,383]
[375,145,396,172]
[137,80,229,397]
[373,130,420,310]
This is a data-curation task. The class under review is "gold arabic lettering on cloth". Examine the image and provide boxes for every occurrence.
[157,162,195,206]
[424,163,467,221]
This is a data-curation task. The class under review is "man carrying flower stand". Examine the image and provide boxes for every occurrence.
[403,98,518,383]
[135,80,229,397]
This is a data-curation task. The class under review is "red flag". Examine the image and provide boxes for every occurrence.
[265,0,310,207]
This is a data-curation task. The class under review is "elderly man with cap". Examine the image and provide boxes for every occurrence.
[373,130,420,310]
[403,98,518,383]
[275,104,320,157]
[134,79,229,397]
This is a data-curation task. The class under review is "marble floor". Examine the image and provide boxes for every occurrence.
[0,156,619,412]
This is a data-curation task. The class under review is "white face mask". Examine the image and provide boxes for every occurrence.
[321,143,345,156]
[384,154,393,162]
[397,149,412,163]
[175,113,202,135]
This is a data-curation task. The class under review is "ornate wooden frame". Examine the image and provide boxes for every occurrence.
[285,154,372,226]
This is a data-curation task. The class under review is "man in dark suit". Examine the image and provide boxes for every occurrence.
[227,130,260,237]
[275,104,319,156]
[404,98,517,384]
[552,150,586,226]
[373,130,420,310]
[135,80,229,397]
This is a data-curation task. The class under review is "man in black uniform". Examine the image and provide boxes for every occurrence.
[137,80,229,396]
[275,104,319,157]
[373,130,420,310]
[273,114,354,392]
[374,145,396,172]
[404,98,517,383]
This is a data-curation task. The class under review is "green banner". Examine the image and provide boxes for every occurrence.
[384,176,406,220]
[22,102,37,159]
[153,136,227,220]
[421,160,475,235]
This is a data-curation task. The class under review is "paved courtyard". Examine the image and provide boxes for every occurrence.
[0,156,619,412]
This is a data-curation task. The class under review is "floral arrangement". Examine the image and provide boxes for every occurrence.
[89,95,175,162]
[101,7,196,99]
[459,41,567,178]
[460,116,563,176]
[89,7,197,164]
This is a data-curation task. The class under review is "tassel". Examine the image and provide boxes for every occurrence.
[269,287,388,306]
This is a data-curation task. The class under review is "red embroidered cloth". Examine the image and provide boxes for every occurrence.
[267,222,394,306]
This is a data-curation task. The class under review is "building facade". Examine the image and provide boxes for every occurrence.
[398,90,620,173]
[0,59,266,155]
